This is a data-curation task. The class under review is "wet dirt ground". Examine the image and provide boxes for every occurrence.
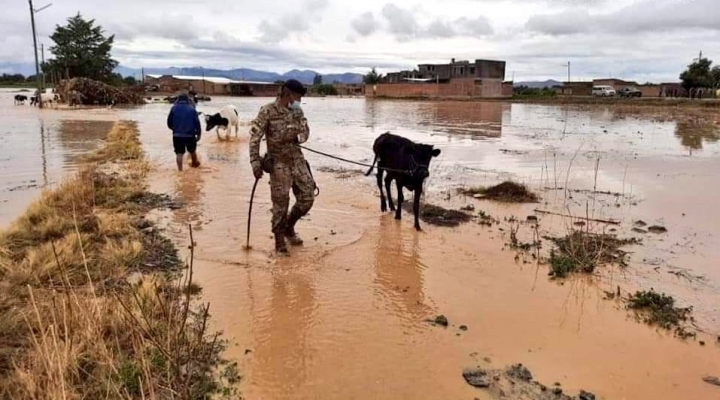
[2,91,720,399]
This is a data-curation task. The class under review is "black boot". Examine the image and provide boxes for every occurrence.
[284,209,304,246]
[274,233,289,255]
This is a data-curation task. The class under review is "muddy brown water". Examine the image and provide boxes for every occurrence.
[2,90,720,399]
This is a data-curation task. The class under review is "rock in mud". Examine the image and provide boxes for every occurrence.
[579,390,596,400]
[463,368,491,388]
[461,204,476,212]
[507,364,533,382]
[634,220,647,227]
[459,325,468,331]
[632,227,648,234]
[703,376,720,387]
[648,225,668,234]
[431,315,449,327]
[527,215,539,222]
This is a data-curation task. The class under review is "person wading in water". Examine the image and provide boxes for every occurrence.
[248,79,314,255]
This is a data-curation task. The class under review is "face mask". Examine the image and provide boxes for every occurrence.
[289,100,302,111]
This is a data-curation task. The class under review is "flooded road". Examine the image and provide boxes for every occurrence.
[2,92,720,399]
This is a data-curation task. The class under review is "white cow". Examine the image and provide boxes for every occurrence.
[203,105,239,140]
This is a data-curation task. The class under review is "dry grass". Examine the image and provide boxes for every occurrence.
[0,121,239,399]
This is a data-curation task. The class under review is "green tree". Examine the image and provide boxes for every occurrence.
[711,66,720,88]
[363,67,383,84]
[679,57,714,90]
[46,13,118,82]
[313,74,323,85]
[316,84,338,96]
[123,76,138,86]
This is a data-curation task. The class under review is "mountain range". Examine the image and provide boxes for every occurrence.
[115,66,364,85]
[1,62,364,85]
[513,80,562,89]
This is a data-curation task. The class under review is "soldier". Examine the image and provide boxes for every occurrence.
[249,79,314,255]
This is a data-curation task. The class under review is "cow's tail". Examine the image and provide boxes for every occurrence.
[365,154,378,176]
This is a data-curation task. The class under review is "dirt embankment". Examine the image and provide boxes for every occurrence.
[0,121,238,399]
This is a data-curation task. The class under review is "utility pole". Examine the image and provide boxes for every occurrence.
[201,67,206,94]
[29,0,42,108]
[41,43,45,90]
[566,61,571,82]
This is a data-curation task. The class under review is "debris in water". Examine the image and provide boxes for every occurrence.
[548,232,640,277]
[648,225,668,234]
[632,227,648,234]
[459,325,468,331]
[579,390,597,400]
[527,215,538,222]
[460,181,539,203]
[703,376,720,387]
[507,364,533,382]
[460,204,476,212]
[627,290,694,338]
[402,203,472,227]
[463,369,491,388]
[634,220,647,227]
[431,315,449,327]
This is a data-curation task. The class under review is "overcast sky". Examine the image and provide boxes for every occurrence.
[1,0,718,82]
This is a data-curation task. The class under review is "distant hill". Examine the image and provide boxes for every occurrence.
[116,66,364,85]
[514,80,562,89]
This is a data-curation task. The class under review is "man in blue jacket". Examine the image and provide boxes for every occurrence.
[167,93,202,171]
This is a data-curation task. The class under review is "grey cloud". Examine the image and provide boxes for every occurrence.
[258,0,329,42]
[108,14,200,41]
[351,12,378,37]
[426,19,456,38]
[381,3,418,37]
[526,0,720,36]
[423,16,493,39]
[456,16,493,36]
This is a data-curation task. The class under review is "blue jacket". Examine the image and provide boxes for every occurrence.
[167,97,201,138]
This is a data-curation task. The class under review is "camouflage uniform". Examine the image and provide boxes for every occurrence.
[249,101,315,236]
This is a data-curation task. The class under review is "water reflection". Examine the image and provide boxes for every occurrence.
[58,120,114,164]
[675,116,720,150]
[372,217,430,327]
[39,121,47,187]
[254,271,316,397]
[172,171,206,230]
[417,101,503,138]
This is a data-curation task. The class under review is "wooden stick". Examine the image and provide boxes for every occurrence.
[533,209,620,225]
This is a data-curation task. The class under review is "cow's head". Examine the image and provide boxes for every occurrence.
[404,143,441,179]
[205,113,229,131]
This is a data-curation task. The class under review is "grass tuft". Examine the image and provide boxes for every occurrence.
[461,181,539,203]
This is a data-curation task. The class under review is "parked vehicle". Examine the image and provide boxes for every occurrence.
[619,87,642,97]
[592,85,616,97]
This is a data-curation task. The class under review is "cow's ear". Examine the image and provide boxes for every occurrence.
[432,148,441,157]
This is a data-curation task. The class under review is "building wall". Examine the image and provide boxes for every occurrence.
[365,79,510,98]
[638,85,661,97]
[476,60,506,80]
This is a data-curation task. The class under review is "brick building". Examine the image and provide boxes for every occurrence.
[144,74,279,97]
[372,58,510,99]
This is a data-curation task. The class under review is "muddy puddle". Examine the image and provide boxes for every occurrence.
[2,93,720,399]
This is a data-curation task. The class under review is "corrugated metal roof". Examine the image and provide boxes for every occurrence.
[145,74,275,85]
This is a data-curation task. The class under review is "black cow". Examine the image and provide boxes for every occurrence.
[365,132,441,231]
[14,95,28,105]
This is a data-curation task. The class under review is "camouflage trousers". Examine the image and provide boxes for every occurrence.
[269,158,315,234]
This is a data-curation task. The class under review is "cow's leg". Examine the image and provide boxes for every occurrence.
[385,175,395,211]
[377,168,386,212]
[395,181,404,220]
[216,127,222,141]
[234,123,239,138]
[413,188,422,231]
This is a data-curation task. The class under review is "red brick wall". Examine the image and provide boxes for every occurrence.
[365,79,509,99]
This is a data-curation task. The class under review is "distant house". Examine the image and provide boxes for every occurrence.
[371,57,510,98]
[144,74,279,97]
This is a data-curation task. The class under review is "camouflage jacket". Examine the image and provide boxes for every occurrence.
[249,101,309,169]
